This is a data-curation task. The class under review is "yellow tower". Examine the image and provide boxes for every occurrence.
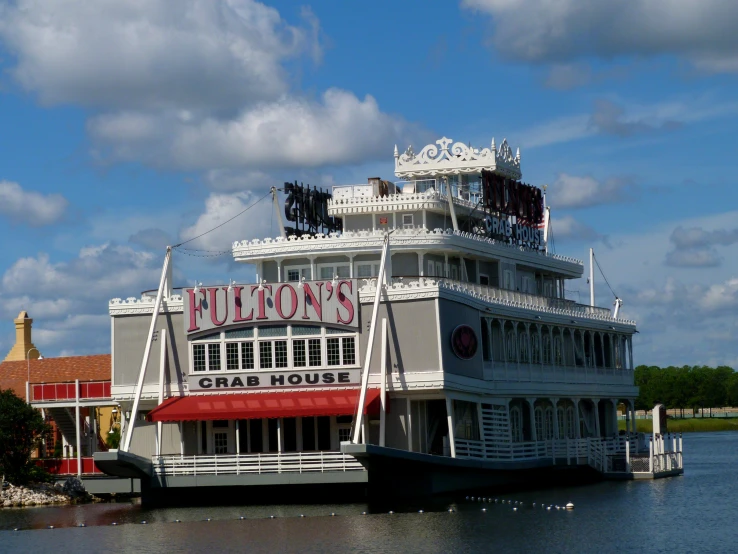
[3,311,41,362]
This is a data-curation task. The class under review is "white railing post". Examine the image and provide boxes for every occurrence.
[625,438,630,472]
[649,437,654,473]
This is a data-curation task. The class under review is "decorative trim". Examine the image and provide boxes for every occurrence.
[232,227,582,273]
[357,278,637,328]
[109,295,184,315]
[394,137,521,180]
[327,188,478,215]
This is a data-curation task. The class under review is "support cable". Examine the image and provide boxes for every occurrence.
[593,252,618,300]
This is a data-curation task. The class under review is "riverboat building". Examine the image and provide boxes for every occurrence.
[95,137,682,503]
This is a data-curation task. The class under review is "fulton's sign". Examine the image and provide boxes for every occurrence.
[184,280,358,334]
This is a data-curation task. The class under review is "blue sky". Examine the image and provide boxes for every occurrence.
[0,0,736,367]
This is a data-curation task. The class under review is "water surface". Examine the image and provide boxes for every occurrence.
[1,432,735,553]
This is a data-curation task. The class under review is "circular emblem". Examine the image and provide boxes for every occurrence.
[451,325,478,360]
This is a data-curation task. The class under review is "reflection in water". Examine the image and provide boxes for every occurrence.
[1,433,738,553]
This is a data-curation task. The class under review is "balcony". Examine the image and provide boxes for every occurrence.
[30,380,111,402]
[358,276,634,325]
[151,451,365,477]
[232,227,582,273]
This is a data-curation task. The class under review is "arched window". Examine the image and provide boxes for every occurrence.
[544,406,555,440]
[553,336,563,365]
[505,330,517,362]
[566,406,576,439]
[510,406,523,443]
[519,329,529,363]
[531,332,541,364]
[557,406,566,440]
[542,332,551,365]
[535,406,544,441]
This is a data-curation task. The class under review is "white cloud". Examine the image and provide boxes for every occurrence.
[550,174,636,209]
[88,89,427,171]
[0,0,317,110]
[670,226,738,249]
[179,191,273,252]
[665,249,721,268]
[0,180,68,226]
[0,243,166,355]
[463,0,738,73]
[550,214,602,242]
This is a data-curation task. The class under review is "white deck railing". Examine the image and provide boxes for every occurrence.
[152,451,365,477]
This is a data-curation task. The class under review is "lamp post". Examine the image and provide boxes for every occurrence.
[26,347,43,403]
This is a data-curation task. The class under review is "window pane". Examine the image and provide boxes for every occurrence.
[342,337,356,365]
[208,343,221,371]
[320,266,333,279]
[327,338,340,366]
[293,340,306,367]
[336,265,350,278]
[275,340,288,368]
[292,325,320,336]
[193,344,206,372]
[241,342,254,370]
[287,269,300,282]
[226,342,239,370]
[225,328,253,339]
[259,342,273,369]
[357,264,373,278]
[325,327,345,334]
[308,339,322,367]
[258,326,287,337]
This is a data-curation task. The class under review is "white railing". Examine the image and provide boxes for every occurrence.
[361,275,634,325]
[232,227,583,268]
[151,451,365,477]
[454,436,645,469]
[483,361,634,386]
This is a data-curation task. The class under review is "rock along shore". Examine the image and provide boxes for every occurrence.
[1,482,70,507]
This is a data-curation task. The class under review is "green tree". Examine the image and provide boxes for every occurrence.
[0,389,51,485]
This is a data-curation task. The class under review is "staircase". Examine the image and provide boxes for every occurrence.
[46,407,88,456]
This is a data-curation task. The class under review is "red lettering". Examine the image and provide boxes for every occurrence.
[275,284,298,320]
[233,286,253,322]
[336,280,354,325]
[251,284,272,320]
[187,288,206,332]
[208,287,229,327]
[302,283,323,321]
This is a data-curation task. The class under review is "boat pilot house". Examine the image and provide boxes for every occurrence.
[96,136,682,503]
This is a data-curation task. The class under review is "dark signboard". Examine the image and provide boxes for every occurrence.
[284,181,342,236]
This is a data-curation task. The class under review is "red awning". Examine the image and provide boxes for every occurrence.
[147,389,381,422]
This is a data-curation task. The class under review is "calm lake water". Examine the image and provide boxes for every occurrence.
[1,432,736,553]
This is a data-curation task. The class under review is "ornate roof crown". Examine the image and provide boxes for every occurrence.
[394,136,521,180]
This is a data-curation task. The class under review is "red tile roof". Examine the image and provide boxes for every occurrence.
[0,354,111,398]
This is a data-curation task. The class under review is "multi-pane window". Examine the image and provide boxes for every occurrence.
[190,326,357,372]
[319,265,350,279]
[308,339,322,366]
[193,343,207,372]
[286,267,311,282]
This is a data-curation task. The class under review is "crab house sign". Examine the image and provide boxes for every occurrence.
[184,280,359,334]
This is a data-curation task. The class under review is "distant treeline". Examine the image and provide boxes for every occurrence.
[635,365,738,416]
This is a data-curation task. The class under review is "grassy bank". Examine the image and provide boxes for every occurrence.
[618,417,738,433]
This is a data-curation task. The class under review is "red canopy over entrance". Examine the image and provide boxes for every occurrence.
[146,389,381,422]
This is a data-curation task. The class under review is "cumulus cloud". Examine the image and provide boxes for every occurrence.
[0,180,68,226]
[670,226,738,249]
[179,191,273,252]
[128,228,174,251]
[590,99,681,136]
[665,249,722,268]
[88,89,426,171]
[0,0,317,110]
[0,243,165,354]
[663,225,738,268]
[550,174,636,209]
[463,0,738,73]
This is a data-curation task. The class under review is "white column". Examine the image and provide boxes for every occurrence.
[418,252,425,277]
[179,422,184,456]
[309,256,316,281]
[593,399,601,437]
[406,398,413,452]
[380,318,388,447]
[277,259,283,283]
[236,420,240,454]
[528,398,537,441]
[75,379,81,478]
[156,328,167,457]
[446,396,456,458]
[349,255,355,278]
[277,418,283,453]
